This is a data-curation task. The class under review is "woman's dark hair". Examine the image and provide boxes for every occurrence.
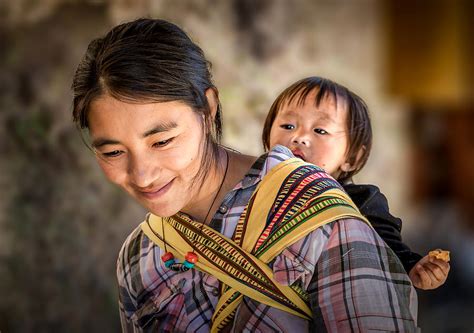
[72,18,222,184]
[262,76,372,183]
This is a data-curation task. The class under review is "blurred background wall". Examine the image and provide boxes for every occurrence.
[0,0,472,332]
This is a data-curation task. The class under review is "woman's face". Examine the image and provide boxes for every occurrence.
[88,94,205,217]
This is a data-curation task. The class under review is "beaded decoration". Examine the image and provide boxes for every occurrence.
[161,251,198,272]
[160,150,229,272]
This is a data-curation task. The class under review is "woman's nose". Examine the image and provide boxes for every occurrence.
[128,155,160,188]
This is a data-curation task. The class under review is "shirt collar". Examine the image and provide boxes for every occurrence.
[235,145,294,190]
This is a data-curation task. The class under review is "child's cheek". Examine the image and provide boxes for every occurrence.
[268,127,282,147]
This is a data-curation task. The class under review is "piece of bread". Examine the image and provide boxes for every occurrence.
[429,249,450,262]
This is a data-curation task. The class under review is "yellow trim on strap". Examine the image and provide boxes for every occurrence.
[141,158,368,332]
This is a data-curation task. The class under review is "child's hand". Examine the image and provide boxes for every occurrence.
[409,254,450,290]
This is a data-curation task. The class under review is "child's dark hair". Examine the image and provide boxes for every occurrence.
[72,18,222,186]
[262,76,372,183]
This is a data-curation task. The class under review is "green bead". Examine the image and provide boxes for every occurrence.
[164,259,175,268]
[183,261,195,269]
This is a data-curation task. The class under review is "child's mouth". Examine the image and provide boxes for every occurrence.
[294,154,305,160]
[291,149,306,161]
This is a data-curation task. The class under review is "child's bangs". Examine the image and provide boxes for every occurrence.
[279,80,348,111]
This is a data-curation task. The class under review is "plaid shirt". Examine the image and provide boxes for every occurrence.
[117,146,418,332]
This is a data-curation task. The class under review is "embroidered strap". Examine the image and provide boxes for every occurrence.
[141,158,368,332]
[211,159,367,331]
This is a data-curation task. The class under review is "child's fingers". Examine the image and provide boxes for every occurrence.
[416,265,434,288]
[408,266,422,288]
[411,254,451,289]
[424,268,438,285]
[410,272,421,287]
[423,262,447,281]
[429,257,451,274]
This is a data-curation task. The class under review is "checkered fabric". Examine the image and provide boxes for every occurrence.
[117,145,418,332]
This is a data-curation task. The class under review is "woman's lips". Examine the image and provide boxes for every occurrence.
[138,178,175,200]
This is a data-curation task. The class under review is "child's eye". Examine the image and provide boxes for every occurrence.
[153,137,174,147]
[102,150,123,158]
[280,124,295,130]
[314,128,328,135]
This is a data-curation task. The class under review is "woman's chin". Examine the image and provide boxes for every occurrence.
[131,189,183,217]
[147,205,180,218]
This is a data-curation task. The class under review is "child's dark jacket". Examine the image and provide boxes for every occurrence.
[343,183,423,273]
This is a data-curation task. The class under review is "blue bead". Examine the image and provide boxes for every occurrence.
[164,259,175,268]
[183,261,195,269]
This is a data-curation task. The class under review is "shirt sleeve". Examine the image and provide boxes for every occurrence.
[119,302,139,333]
[116,227,142,333]
[344,183,423,273]
[308,218,419,332]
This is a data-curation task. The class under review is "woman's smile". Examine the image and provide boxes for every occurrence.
[135,178,176,201]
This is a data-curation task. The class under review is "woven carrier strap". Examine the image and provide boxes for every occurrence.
[141,158,368,332]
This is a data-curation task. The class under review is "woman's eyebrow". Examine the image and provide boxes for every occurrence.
[92,121,179,148]
[92,138,120,148]
[142,121,178,138]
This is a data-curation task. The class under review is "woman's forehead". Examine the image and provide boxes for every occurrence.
[90,95,193,118]
[88,95,199,135]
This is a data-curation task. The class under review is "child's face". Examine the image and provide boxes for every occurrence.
[269,90,352,179]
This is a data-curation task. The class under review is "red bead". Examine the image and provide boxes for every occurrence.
[161,252,174,262]
[185,251,199,264]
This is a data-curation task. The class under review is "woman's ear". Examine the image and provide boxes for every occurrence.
[340,146,366,172]
[205,87,219,120]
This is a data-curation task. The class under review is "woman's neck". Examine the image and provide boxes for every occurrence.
[181,147,256,224]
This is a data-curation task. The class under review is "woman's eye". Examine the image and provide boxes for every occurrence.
[280,124,295,130]
[314,128,328,135]
[153,137,174,147]
[102,150,123,157]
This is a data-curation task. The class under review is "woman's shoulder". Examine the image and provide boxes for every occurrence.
[262,145,343,192]
[117,222,147,265]
[224,145,297,191]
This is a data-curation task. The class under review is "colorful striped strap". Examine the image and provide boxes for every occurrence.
[211,159,368,331]
[141,213,312,326]
[141,158,368,332]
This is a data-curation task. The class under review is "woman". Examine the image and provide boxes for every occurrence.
[72,18,418,332]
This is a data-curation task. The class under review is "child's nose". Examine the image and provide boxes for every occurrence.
[292,132,310,146]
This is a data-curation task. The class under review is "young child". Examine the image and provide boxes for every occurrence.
[262,76,450,290]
